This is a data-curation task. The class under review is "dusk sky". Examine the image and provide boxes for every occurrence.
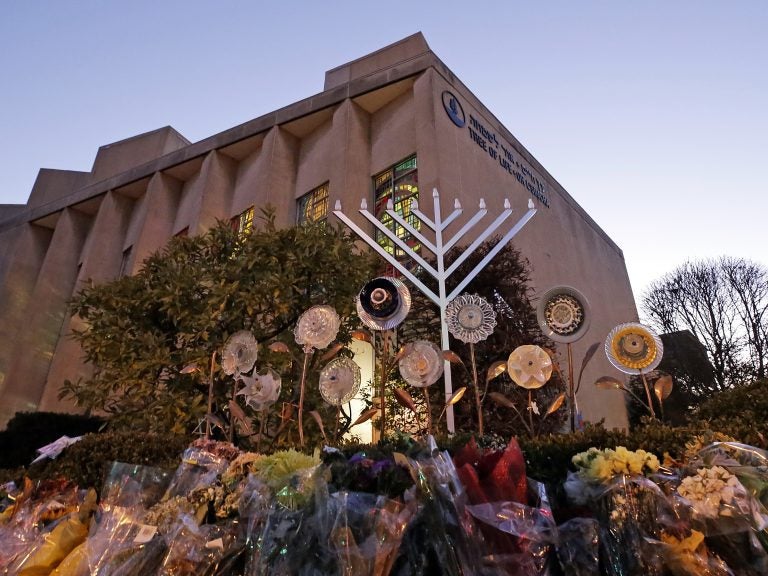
[1,1,765,310]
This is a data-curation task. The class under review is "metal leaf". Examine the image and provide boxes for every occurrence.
[205,413,227,431]
[273,402,294,437]
[447,386,468,407]
[320,342,344,363]
[393,388,417,413]
[486,361,507,382]
[488,391,516,409]
[594,376,623,390]
[268,342,291,353]
[309,410,327,441]
[544,392,566,417]
[350,330,372,343]
[351,407,380,427]
[393,345,409,363]
[228,400,253,434]
[654,374,674,401]
[180,363,199,374]
[443,350,465,366]
[575,342,601,393]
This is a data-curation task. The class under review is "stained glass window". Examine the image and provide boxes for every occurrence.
[297,183,329,225]
[231,206,254,239]
[373,155,419,257]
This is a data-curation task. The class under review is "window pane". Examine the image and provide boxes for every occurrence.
[297,183,329,225]
[373,155,419,260]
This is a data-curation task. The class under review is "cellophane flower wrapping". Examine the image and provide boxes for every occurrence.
[673,457,768,575]
[453,436,557,575]
[389,436,489,575]
[567,447,666,576]
[0,478,82,573]
[555,518,600,576]
[5,486,97,576]
[85,461,173,575]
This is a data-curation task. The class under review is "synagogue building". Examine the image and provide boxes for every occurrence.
[0,33,637,429]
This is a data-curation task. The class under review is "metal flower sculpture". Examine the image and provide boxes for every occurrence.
[508,345,553,389]
[536,286,591,344]
[445,293,497,344]
[221,331,258,376]
[320,356,362,442]
[606,323,663,374]
[294,305,341,351]
[294,305,341,446]
[319,357,362,406]
[356,277,411,440]
[445,293,497,435]
[356,277,411,331]
[508,344,554,432]
[399,340,444,434]
[399,340,444,388]
[536,285,592,432]
[605,322,664,418]
[238,368,282,411]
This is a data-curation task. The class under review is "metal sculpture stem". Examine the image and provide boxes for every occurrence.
[379,332,389,441]
[206,352,216,440]
[469,343,484,436]
[567,343,576,433]
[640,371,656,419]
[297,347,312,446]
[334,189,536,433]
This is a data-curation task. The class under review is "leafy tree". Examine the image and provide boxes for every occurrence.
[642,257,768,393]
[62,214,375,437]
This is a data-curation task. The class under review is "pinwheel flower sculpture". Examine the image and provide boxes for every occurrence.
[606,323,663,374]
[445,293,497,435]
[294,305,341,446]
[536,286,590,344]
[508,344,553,432]
[399,340,444,433]
[605,322,664,418]
[238,368,282,411]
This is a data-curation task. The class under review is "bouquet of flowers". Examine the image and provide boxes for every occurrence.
[453,437,557,575]
[567,446,665,576]
[675,464,768,575]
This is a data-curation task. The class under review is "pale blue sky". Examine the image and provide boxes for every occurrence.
[1,1,766,307]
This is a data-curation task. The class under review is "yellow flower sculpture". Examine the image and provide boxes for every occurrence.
[507,345,553,389]
[605,322,663,374]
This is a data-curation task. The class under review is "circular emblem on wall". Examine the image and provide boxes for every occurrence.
[442,90,465,128]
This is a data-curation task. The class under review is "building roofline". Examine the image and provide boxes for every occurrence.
[0,34,623,256]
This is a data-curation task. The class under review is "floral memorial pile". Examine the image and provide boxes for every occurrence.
[2,434,768,575]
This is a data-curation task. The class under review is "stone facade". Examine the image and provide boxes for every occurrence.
[0,33,635,429]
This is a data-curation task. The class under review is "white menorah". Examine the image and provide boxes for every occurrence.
[333,188,536,433]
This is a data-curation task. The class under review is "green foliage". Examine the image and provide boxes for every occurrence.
[63,214,376,438]
[22,431,190,489]
[693,378,768,442]
[0,411,104,469]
